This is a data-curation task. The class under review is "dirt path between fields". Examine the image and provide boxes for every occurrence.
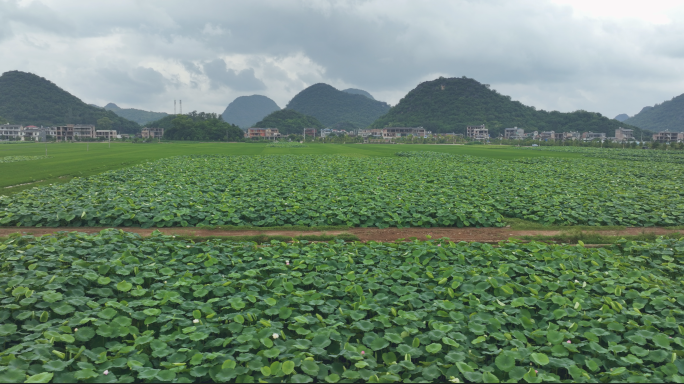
[1,226,682,243]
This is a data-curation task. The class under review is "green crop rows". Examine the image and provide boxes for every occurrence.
[0,156,50,163]
[1,231,684,383]
[520,147,684,164]
[1,152,683,228]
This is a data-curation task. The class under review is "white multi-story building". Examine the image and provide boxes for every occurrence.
[0,124,23,140]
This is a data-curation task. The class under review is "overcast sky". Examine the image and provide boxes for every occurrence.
[2,0,684,118]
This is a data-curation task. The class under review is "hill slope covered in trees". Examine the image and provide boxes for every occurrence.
[253,109,324,135]
[104,103,168,125]
[286,83,390,128]
[221,95,280,128]
[369,77,646,137]
[146,112,243,141]
[624,94,684,132]
[342,88,375,100]
[0,71,141,133]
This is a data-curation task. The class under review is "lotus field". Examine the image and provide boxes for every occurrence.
[0,231,683,383]
[1,152,684,228]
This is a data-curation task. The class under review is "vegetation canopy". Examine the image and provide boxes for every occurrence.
[0,71,141,134]
[103,103,169,126]
[369,77,648,137]
[253,110,324,136]
[162,112,243,142]
[1,152,683,228]
[221,95,281,129]
[624,93,684,133]
[286,84,390,128]
[1,231,684,383]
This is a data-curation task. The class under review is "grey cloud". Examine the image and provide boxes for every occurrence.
[93,66,168,103]
[2,0,684,117]
[203,59,266,91]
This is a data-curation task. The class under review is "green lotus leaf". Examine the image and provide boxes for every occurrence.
[483,372,500,383]
[52,303,75,315]
[74,327,95,341]
[156,370,176,382]
[42,291,63,303]
[300,360,319,376]
[279,307,293,319]
[325,374,340,383]
[530,353,549,366]
[97,308,117,319]
[282,360,295,375]
[425,343,442,353]
[495,353,516,372]
[73,369,97,380]
[0,368,25,383]
[116,281,132,292]
[292,374,313,383]
[42,360,68,372]
[24,372,54,383]
[0,324,17,336]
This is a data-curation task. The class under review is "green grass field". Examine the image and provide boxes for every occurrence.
[0,142,582,195]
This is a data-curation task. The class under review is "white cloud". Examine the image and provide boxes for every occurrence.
[1,0,683,119]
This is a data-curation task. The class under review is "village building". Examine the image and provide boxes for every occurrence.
[245,128,280,139]
[466,125,489,140]
[142,127,164,139]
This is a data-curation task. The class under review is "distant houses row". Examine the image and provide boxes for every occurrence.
[0,124,165,142]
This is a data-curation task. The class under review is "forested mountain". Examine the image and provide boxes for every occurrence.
[0,71,141,133]
[104,103,168,125]
[624,94,684,132]
[614,114,630,122]
[0,116,8,124]
[369,77,647,137]
[342,88,375,100]
[221,95,280,128]
[286,83,390,128]
[160,112,243,141]
[253,109,324,135]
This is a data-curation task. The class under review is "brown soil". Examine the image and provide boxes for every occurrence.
[1,226,682,243]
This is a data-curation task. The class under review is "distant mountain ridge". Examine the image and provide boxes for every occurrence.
[221,95,280,128]
[342,88,375,100]
[624,96,684,132]
[614,114,630,122]
[0,71,141,133]
[253,109,324,135]
[286,83,390,128]
[369,76,647,137]
[104,103,168,126]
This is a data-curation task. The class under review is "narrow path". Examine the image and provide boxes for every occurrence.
[1,226,682,243]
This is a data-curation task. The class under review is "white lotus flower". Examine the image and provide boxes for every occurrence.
[193,319,199,324]
[272,333,279,339]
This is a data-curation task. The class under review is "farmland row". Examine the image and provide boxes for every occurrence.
[1,152,683,228]
[1,231,683,382]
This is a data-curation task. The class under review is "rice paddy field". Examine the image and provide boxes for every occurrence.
[2,142,684,383]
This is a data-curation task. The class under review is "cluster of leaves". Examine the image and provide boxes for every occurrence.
[253,110,324,136]
[2,231,684,383]
[266,143,308,148]
[286,84,390,128]
[0,71,141,134]
[221,96,281,129]
[520,146,684,164]
[2,152,684,228]
[368,77,649,137]
[160,113,243,142]
[103,104,169,126]
[0,156,51,163]
[624,93,684,133]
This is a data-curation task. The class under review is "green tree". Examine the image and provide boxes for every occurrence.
[97,117,113,131]
[0,115,8,124]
